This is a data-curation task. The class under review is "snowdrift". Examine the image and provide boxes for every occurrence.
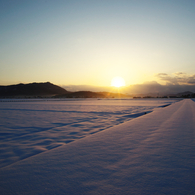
[0,99,195,195]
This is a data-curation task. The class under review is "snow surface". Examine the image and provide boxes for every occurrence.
[0,98,175,168]
[1,99,195,194]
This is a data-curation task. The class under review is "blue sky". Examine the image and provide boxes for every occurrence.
[1,0,195,89]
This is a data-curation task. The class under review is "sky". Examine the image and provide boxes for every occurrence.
[1,0,195,93]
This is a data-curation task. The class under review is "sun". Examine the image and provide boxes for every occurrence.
[111,76,126,88]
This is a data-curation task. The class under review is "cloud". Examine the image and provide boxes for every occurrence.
[126,82,195,95]
[126,72,195,95]
[126,81,163,94]
[187,76,195,84]
[156,72,195,85]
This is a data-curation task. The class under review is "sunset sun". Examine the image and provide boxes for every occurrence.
[111,76,126,88]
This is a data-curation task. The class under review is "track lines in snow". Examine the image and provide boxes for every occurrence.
[0,99,176,168]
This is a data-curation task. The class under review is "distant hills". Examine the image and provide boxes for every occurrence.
[0,82,129,98]
[0,82,67,97]
[0,82,195,98]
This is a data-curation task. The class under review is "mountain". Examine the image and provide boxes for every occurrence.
[0,82,67,97]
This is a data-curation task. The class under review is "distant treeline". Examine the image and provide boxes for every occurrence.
[133,92,195,99]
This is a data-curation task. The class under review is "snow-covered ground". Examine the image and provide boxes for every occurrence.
[0,98,176,168]
[1,98,195,194]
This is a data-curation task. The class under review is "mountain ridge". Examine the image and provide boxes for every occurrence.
[0,82,67,97]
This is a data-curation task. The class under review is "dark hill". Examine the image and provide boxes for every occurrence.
[0,82,67,97]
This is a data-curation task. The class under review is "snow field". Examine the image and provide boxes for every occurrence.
[2,99,195,195]
[0,99,176,168]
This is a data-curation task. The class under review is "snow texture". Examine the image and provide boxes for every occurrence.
[0,98,174,168]
[1,99,195,194]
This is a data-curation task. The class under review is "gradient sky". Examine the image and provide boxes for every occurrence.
[1,0,195,88]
